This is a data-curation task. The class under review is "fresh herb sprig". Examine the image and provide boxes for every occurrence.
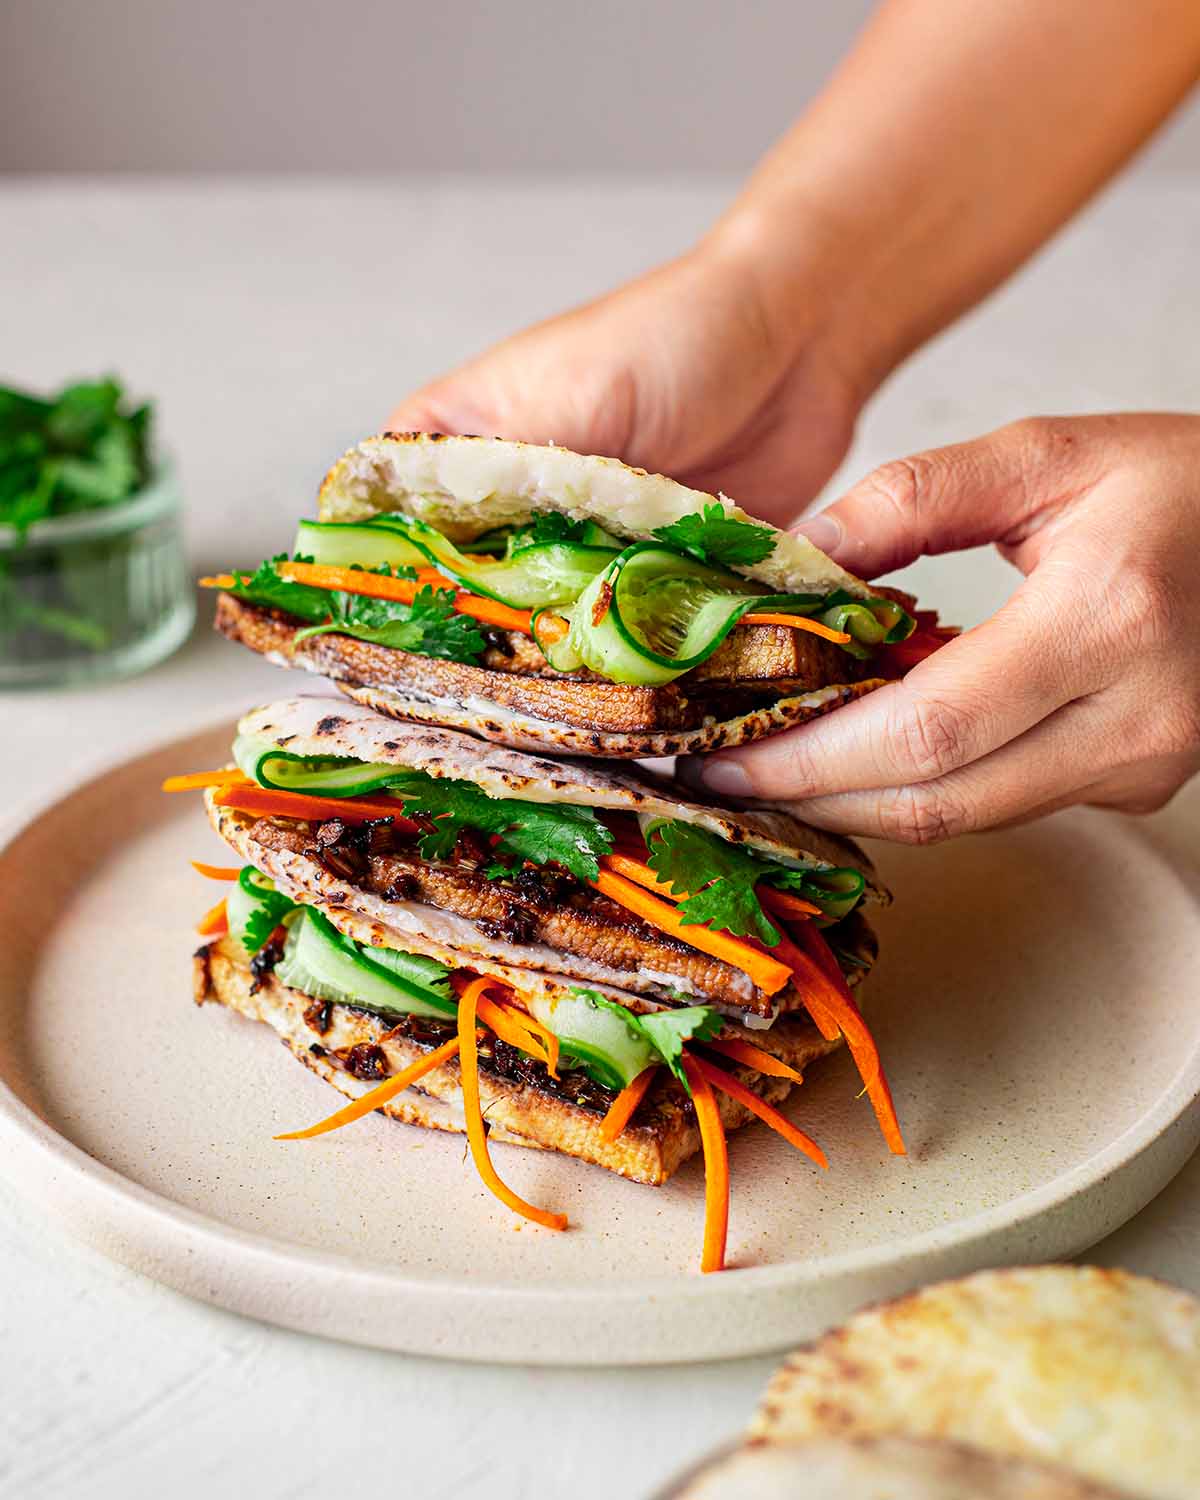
[223,557,486,666]
[295,580,485,662]
[568,989,720,1093]
[383,769,613,882]
[652,503,776,568]
[0,376,152,535]
[645,821,864,943]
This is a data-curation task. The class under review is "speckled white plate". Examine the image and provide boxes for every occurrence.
[2,719,1199,1365]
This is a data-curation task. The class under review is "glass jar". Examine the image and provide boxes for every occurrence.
[0,465,194,688]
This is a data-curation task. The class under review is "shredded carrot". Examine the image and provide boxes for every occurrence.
[457,977,568,1231]
[740,613,851,644]
[601,853,682,899]
[198,574,236,589]
[498,1002,561,1079]
[413,567,457,587]
[274,561,538,636]
[475,994,559,1078]
[590,869,792,997]
[190,861,242,881]
[275,1035,463,1140]
[749,906,840,1041]
[196,897,228,936]
[211,784,419,830]
[694,1056,827,1169]
[680,1055,729,1274]
[756,886,821,921]
[703,1038,804,1083]
[598,1066,658,1142]
[787,920,906,1157]
[534,612,570,644]
[162,769,252,792]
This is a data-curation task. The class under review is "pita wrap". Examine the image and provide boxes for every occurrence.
[195,937,801,1186]
[212,432,927,757]
[318,432,871,598]
[670,1435,1136,1500]
[752,1265,1200,1500]
[215,591,883,758]
[217,698,884,1022]
[237,697,887,887]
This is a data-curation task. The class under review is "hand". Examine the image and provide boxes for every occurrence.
[385,239,865,524]
[685,414,1200,841]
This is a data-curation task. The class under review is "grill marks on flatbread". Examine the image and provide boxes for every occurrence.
[216,594,886,757]
[236,697,887,891]
[212,798,876,1022]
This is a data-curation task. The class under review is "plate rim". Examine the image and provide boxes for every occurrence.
[3,711,1199,1361]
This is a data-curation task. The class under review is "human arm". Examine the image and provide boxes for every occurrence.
[387,0,1200,520]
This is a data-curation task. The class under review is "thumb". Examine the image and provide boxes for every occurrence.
[384,376,502,440]
[790,418,1084,579]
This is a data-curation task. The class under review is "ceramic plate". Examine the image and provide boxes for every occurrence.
[2,719,1199,1365]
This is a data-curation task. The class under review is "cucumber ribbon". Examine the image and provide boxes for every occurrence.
[536,544,914,686]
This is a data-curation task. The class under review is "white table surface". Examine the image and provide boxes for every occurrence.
[1,170,1198,1499]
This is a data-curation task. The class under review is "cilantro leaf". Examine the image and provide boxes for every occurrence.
[645,821,783,945]
[646,821,868,935]
[297,582,485,664]
[652,503,776,568]
[638,1005,722,1092]
[564,990,720,1095]
[508,510,588,551]
[241,885,297,955]
[223,554,334,623]
[361,942,452,1004]
[227,556,486,666]
[382,770,612,880]
[0,377,156,654]
[505,511,620,553]
[0,377,153,536]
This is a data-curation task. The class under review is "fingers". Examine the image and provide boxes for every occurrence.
[790,416,1098,578]
[384,377,501,440]
[690,571,1108,804]
[746,692,1200,845]
[764,695,1122,843]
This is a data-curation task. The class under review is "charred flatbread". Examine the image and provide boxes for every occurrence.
[207,434,953,756]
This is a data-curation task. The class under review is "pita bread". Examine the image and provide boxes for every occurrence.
[752,1265,1200,1499]
[317,432,870,599]
[672,1435,1136,1500]
[196,937,798,1187]
[336,672,883,759]
[237,697,887,896]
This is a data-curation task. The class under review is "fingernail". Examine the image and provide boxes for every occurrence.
[696,758,753,799]
[791,513,844,556]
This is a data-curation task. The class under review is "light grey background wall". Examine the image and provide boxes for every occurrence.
[3,0,1198,173]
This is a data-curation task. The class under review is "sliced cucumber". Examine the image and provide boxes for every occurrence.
[461,525,517,555]
[293,520,426,570]
[524,990,657,1092]
[566,543,813,687]
[226,865,296,955]
[275,907,456,1020]
[818,590,915,659]
[232,733,410,799]
[792,867,866,924]
[295,516,617,610]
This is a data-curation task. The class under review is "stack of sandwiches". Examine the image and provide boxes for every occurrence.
[171,434,952,1270]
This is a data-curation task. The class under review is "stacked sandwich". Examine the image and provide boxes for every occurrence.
[170,435,951,1271]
